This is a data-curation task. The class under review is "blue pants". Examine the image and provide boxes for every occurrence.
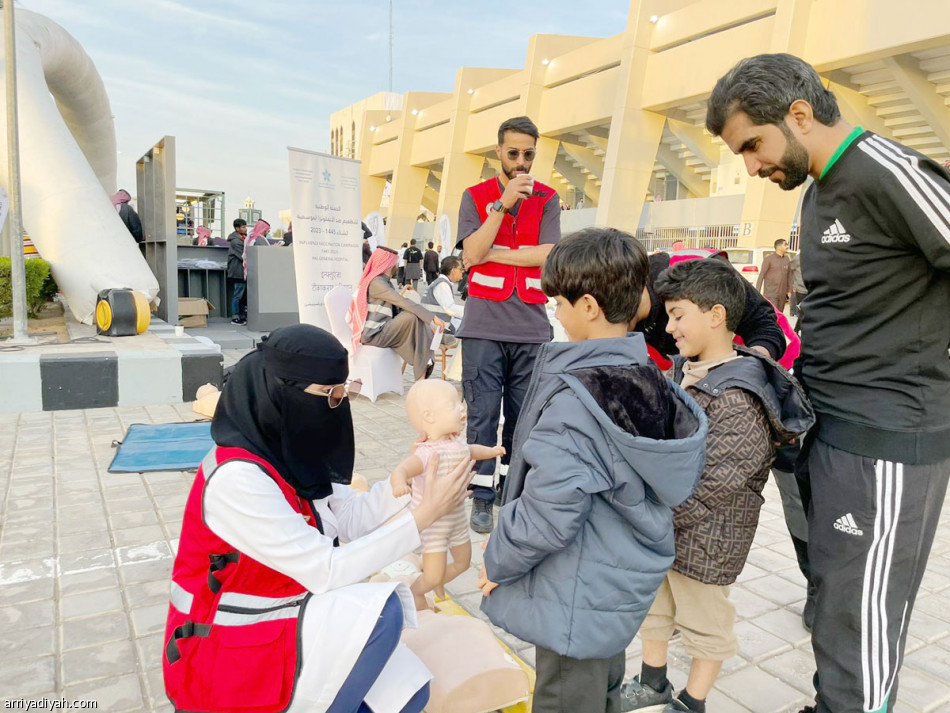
[229,279,246,319]
[326,593,430,713]
[461,338,542,503]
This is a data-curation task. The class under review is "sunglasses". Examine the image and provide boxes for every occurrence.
[504,148,536,161]
[303,379,362,408]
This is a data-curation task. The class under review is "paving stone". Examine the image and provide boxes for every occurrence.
[58,515,109,536]
[119,558,173,585]
[0,655,56,696]
[58,529,114,554]
[731,586,781,620]
[130,602,167,638]
[0,576,54,603]
[62,611,132,650]
[715,665,804,713]
[705,687,754,713]
[0,598,55,632]
[134,631,165,671]
[109,510,162,530]
[116,541,172,566]
[0,625,55,661]
[758,647,818,695]
[734,620,792,662]
[58,502,107,522]
[125,579,171,609]
[112,525,167,549]
[62,588,124,619]
[908,609,950,644]
[60,565,120,595]
[746,607,811,646]
[743,574,807,607]
[63,672,145,712]
[0,537,55,561]
[58,548,116,576]
[889,666,950,712]
[61,639,137,685]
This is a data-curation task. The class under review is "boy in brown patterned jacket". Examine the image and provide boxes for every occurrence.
[621,258,814,713]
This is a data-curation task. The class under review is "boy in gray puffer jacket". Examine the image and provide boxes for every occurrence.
[477,228,708,713]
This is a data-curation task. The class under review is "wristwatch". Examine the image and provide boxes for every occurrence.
[490,199,508,214]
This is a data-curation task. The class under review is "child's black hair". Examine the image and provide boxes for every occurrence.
[541,227,648,324]
[654,259,747,331]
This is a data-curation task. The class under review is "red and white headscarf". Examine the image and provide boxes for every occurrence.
[346,247,398,353]
[242,219,271,278]
[195,226,210,246]
[111,189,131,208]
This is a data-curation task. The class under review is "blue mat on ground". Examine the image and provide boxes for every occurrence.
[108,421,214,473]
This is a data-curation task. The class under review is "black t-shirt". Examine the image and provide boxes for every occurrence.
[404,246,423,264]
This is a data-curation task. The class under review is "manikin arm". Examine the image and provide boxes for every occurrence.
[469,444,506,461]
[390,453,425,497]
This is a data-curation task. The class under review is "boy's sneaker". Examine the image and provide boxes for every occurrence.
[231,317,247,326]
[663,696,691,712]
[619,675,673,712]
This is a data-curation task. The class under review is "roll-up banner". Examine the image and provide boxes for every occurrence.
[287,147,362,330]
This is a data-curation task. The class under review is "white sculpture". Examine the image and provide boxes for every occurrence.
[2,10,159,323]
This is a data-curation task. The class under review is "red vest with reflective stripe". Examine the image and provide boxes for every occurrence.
[466,177,554,304]
[163,446,320,713]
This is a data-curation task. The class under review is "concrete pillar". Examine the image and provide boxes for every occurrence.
[596,1,671,232]
[736,0,812,247]
[385,103,429,244]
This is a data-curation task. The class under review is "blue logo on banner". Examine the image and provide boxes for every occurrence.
[322,169,332,183]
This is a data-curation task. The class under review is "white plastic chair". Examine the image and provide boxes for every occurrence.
[324,285,404,402]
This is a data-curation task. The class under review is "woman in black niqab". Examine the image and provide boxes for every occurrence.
[211,324,355,500]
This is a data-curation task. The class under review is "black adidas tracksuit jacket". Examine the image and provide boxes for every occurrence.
[800,130,950,465]
[797,129,950,713]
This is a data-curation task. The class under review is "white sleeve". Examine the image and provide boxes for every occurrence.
[433,281,464,318]
[328,479,413,543]
[204,462,421,595]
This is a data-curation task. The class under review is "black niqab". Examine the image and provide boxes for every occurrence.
[211,324,355,500]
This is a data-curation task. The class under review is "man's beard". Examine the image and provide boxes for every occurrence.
[760,126,810,190]
[503,163,530,180]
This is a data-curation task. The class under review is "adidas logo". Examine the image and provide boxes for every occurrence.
[821,219,852,244]
[834,512,864,536]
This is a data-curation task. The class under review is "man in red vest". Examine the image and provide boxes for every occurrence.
[458,116,561,533]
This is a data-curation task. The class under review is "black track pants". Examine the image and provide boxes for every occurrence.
[806,438,949,713]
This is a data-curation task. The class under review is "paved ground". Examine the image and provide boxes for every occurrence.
[2,365,949,712]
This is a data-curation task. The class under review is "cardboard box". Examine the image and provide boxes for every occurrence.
[178,298,213,328]
[178,315,207,328]
[178,297,212,317]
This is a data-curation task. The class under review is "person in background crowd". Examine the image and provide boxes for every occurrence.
[788,250,806,333]
[457,116,561,533]
[397,242,408,286]
[242,219,272,286]
[421,256,465,334]
[423,242,440,284]
[283,222,293,247]
[708,52,950,713]
[349,247,447,381]
[227,218,249,325]
[195,226,210,246]
[756,239,791,311]
[363,238,373,265]
[403,239,424,291]
[112,189,143,243]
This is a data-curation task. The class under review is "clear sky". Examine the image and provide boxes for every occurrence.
[21,1,628,228]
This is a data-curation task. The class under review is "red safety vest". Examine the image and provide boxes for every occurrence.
[163,446,321,713]
[466,177,554,304]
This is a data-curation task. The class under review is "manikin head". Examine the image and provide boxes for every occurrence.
[406,380,465,441]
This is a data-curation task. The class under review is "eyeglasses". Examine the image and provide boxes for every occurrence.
[304,379,362,407]
[504,148,536,162]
